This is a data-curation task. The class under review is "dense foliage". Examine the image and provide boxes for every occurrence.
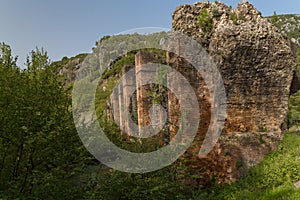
[0,43,92,198]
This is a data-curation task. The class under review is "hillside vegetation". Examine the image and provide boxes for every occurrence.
[274,14,300,127]
[269,14,300,46]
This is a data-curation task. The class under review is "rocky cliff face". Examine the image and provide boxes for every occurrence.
[51,54,87,86]
[171,1,298,184]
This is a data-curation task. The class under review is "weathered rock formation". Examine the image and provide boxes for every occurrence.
[74,0,300,187]
[170,0,298,184]
[109,1,298,186]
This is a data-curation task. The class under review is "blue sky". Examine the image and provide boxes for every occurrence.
[0,0,299,67]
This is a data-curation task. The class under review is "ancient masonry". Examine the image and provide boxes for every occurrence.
[109,1,299,185]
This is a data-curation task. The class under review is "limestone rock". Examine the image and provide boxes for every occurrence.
[171,0,298,184]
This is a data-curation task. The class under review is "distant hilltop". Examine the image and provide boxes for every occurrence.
[267,14,300,46]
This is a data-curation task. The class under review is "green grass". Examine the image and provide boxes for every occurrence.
[197,132,300,200]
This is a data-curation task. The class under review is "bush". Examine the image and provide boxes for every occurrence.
[230,12,239,25]
[212,9,221,17]
[271,11,279,24]
[197,9,213,32]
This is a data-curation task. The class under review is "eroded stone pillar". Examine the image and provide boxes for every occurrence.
[118,79,125,135]
[122,65,135,136]
[167,38,215,186]
[135,51,158,137]
[111,86,120,126]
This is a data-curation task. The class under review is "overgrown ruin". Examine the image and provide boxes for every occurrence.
[105,1,299,185]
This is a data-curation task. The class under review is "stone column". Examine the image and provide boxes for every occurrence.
[118,79,125,135]
[122,65,135,136]
[135,51,159,138]
[111,86,120,126]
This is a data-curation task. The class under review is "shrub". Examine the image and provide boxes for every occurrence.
[271,11,279,24]
[230,12,239,25]
[197,9,213,32]
[212,8,221,17]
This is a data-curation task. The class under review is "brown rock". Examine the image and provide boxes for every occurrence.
[171,0,298,185]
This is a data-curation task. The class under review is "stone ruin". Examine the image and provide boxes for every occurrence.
[108,1,299,185]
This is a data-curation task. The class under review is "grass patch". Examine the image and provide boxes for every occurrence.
[200,132,300,200]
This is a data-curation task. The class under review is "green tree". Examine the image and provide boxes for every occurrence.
[0,45,91,199]
[271,11,279,24]
[0,42,18,68]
